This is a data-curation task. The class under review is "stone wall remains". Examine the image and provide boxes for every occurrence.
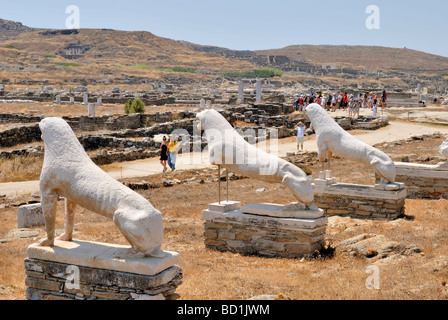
[25,258,182,300]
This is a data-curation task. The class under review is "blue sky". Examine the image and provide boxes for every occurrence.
[1,0,447,57]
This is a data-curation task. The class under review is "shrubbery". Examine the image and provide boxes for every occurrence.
[157,66,196,73]
[124,98,145,114]
[221,68,284,77]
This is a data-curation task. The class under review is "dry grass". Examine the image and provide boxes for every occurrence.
[0,102,201,119]
[0,155,43,183]
[1,133,448,300]
[1,171,448,300]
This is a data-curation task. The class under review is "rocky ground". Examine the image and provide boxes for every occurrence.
[1,133,448,300]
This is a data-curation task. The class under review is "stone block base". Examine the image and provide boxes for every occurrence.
[24,240,182,300]
[202,202,327,258]
[313,181,406,220]
[17,203,44,228]
[376,162,448,199]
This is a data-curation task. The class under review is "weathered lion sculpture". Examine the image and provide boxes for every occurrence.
[305,103,396,183]
[38,117,164,257]
[439,137,448,157]
[196,109,314,206]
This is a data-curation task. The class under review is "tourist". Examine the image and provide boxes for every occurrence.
[294,95,299,111]
[294,121,306,153]
[373,93,378,107]
[299,94,304,111]
[160,136,168,172]
[368,93,374,109]
[372,102,377,118]
[167,135,179,171]
[331,94,337,112]
[353,98,360,118]
[320,94,326,109]
[309,93,315,104]
[343,93,348,110]
[337,92,343,109]
[326,93,332,110]
[381,90,387,109]
[348,95,354,117]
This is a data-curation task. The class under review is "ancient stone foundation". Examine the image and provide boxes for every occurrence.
[202,201,327,258]
[25,240,182,300]
[313,174,406,220]
[376,162,448,199]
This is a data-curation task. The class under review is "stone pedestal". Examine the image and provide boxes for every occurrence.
[202,201,327,258]
[82,93,89,105]
[17,203,44,228]
[313,179,406,220]
[238,81,244,103]
[25,240,182,300]
[376,162,448,199]
[88,104,95,117]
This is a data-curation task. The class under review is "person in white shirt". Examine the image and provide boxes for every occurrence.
[320,95,326,109]
[294,121,307,152]
[331,94,337,112]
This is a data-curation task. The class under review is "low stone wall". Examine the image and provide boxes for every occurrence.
[376,162,448,199]
[202,202,327,258]
[25,240,182,300]
[25,259,182,300]
[0,113,44,124]
[313,179,406,220]
[0,124,41,148]
[90,149,160,165]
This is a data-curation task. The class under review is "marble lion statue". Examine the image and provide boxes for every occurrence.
[38,117,164,258]
[439,137,448,157]
[305,103,396,183]
[196,109,314,207]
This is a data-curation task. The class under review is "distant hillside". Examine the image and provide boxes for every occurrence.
[0,18,447,89]
[256,45,448,74]
[0,18,38,42]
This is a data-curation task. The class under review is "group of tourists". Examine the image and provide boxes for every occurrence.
[294,90,388,118]
[159,135,179,172]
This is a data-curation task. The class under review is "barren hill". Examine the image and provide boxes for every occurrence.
[256,45,448,75]
[0,19,257,86]
[0,18,38,42]
[0,18,447,89]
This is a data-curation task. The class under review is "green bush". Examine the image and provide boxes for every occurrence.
[156,66,196,73]
[44,54,57,58]
[222,68,283,77]
[131,64,149,69]
[124,98,145,114]
[3,45,19,50]
[55,62,81,67]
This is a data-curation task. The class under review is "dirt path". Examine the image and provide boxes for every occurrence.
[1,121,447,197]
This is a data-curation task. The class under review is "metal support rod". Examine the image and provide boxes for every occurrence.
[226,170,229,202]
[218,165,221,204]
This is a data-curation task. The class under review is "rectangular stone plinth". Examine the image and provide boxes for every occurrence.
[25,240,182,300]
[313,182,406,220]
[241,203,324,219]
[202,205,327,258]
[376,162,448,199]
